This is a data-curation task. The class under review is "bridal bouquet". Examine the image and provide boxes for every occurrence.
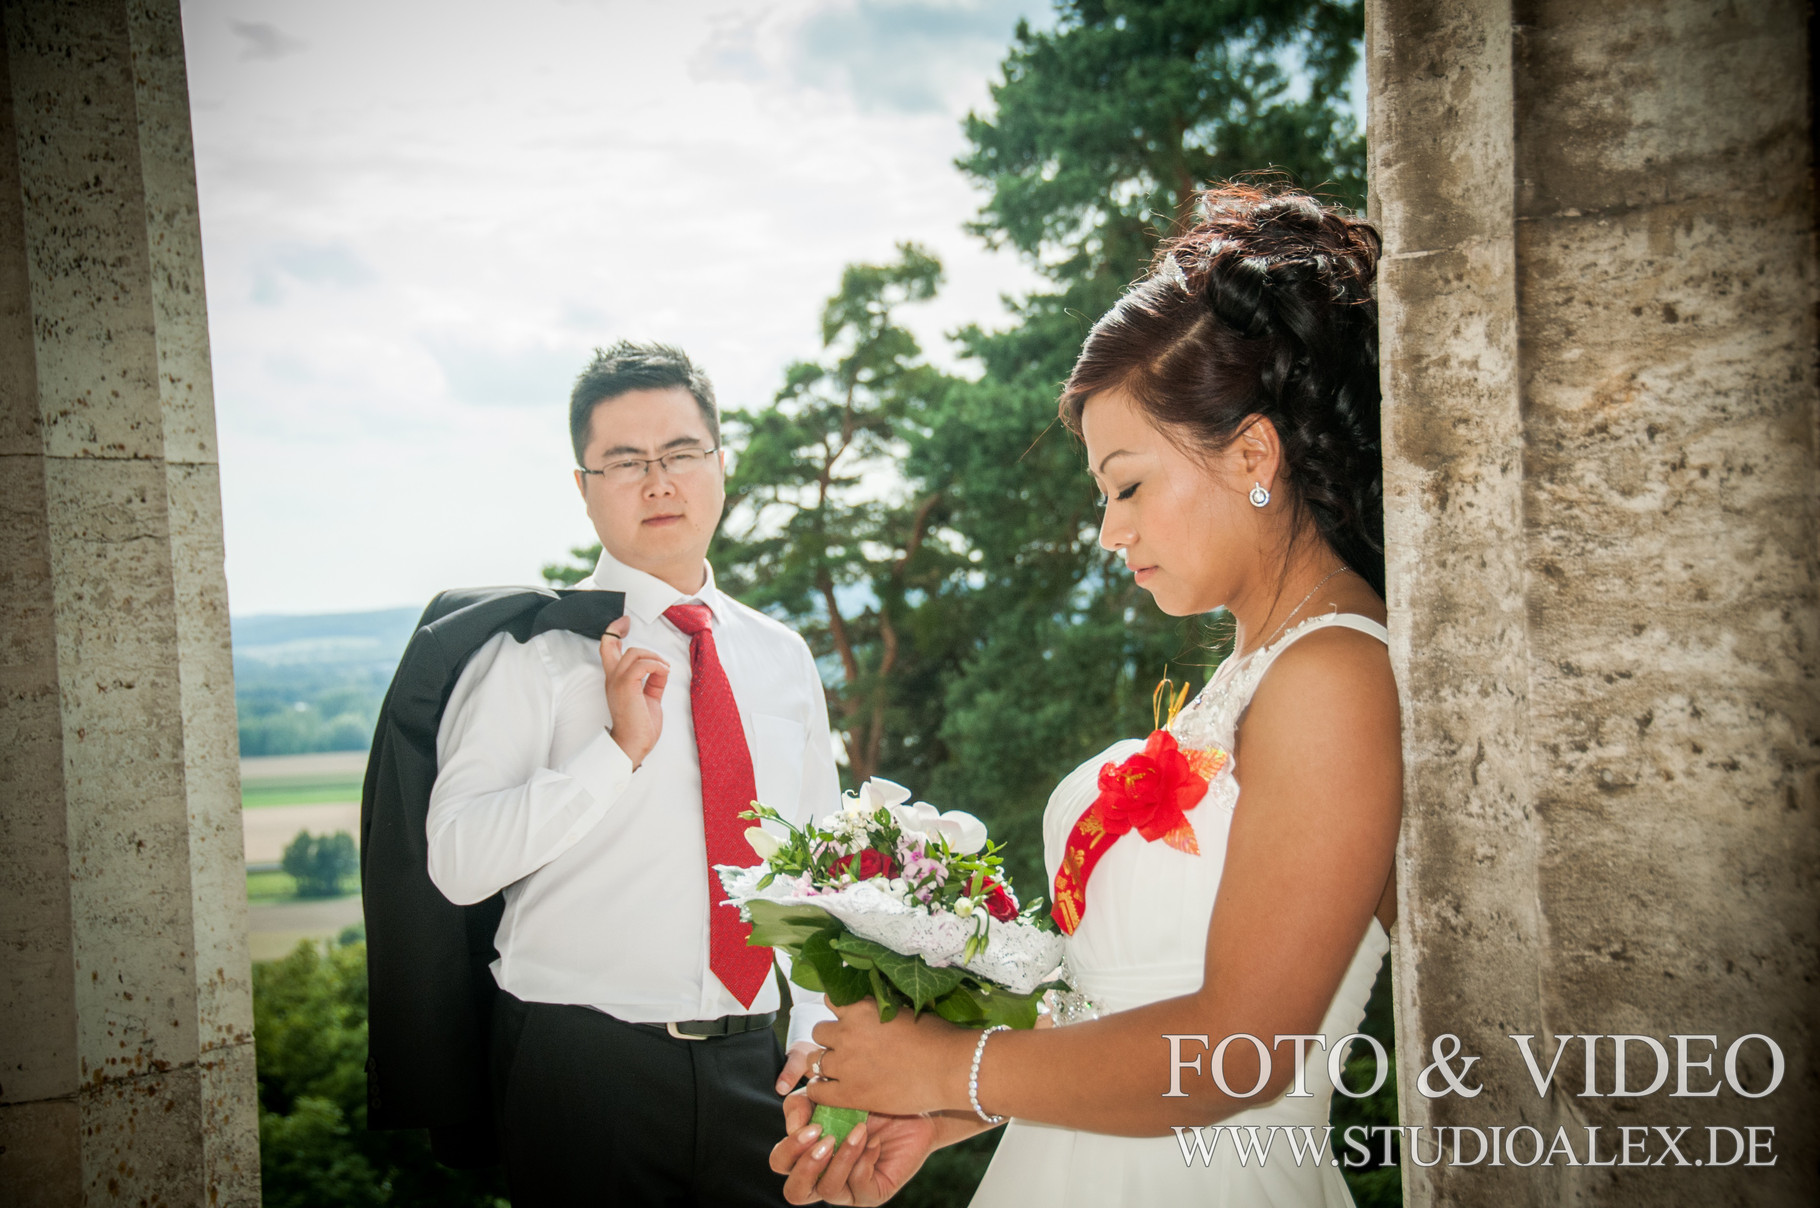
[717,779,1067,1139]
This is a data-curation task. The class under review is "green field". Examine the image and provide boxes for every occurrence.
[246,868,359,902]
[241,773,365,809]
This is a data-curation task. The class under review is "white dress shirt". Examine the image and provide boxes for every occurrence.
[426,549,840,1046]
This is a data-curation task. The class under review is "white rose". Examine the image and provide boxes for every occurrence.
[744,826,783,861]
[953,896,975,918]
[890,801,989,855]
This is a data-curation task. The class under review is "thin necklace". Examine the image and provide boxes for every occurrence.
[1246,565,1354,657]
[1174,564,1358,734]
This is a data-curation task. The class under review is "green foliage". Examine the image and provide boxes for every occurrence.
[245,868,299,903]
[715,242,961,786]
[281,830,360,898]
[254,938,509,1208]
[242,770,367,809]
[961,0,1365,291]
[892,1128,1003,1208]
[1333,954,1403,1205]
[236,662,388,757]
[749,902,1057,1032]
[542,545,598,587]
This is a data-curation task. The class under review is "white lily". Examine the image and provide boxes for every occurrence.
[842,776,913,815]
[890,801,989,855]
[744,826,783,861]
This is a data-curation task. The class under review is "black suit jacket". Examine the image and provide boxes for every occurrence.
[360,586,625,1167]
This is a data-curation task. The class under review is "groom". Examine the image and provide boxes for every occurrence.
[425,340,838,1206]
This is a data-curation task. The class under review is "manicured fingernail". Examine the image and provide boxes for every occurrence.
[776,1080,791,1094]
[797,1125,821,1144]
[812,1140,833,1159]
[846,1125,866,1147]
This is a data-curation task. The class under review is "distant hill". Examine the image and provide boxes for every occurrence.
[232,607,421,757]
[232,606,421,669]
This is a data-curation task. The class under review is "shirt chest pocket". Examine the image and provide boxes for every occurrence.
[749,713,807,814]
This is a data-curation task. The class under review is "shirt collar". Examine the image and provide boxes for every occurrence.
[578,547,724,625]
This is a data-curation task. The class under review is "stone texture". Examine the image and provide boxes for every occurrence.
[1371,0,1819,1204]
[0,1,258,1203]
[0,1098,82,1208]
[126,10,256,1189]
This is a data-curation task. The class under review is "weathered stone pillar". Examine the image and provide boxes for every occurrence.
[0,1,258,1204]
[1370,0,1819,1204]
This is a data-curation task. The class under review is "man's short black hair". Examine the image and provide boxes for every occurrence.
[568,340,719,465]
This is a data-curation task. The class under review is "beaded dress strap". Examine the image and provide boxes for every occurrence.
[1169,612,1388,751]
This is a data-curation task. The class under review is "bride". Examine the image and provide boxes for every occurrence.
[771,183,1400,1207]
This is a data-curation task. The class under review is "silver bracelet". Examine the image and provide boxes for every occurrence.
[969,1025,1010,1125]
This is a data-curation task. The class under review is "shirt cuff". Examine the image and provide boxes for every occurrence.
[559,727,636,796]
[786,995,837,1049]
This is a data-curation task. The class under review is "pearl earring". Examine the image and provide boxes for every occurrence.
[1249,482,1270,508]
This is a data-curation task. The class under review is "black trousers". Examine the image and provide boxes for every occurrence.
[490,989,792,1208]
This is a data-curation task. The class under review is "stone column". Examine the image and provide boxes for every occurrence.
[1370,0,1819,1205]
[0,1,258,1205]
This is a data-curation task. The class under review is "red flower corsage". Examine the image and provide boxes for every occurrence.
[1051,729,1228,935]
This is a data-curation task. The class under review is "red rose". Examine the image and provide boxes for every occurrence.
[981,880,1019,922]
[1095,730,1206,842]
[831,848,898,880]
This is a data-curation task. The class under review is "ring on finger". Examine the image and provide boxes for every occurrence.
[810,1050,826,1080]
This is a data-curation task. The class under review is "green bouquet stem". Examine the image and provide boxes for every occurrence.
[812,1103,869,1147]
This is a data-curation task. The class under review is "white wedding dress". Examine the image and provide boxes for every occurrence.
[969,612,1392,1208]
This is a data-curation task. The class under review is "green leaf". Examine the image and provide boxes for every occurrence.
[786,957,825,994]
[801,928,872,1006]
[827,933,881,971]
[744,900,836,951]
[930,983,988,1028]
[867,967,899,1022]
[927,978,1050,1030]
[811,1104,870,1148]
[973,984,1044,1030]
[871,950,967,1013]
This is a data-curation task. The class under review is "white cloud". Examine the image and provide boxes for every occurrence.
[182,0,1050,614]
[227,19,306,61]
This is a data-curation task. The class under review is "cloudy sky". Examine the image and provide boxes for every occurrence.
[183,0,1054,616]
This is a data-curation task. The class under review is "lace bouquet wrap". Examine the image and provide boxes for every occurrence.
[717,778,1068,1143]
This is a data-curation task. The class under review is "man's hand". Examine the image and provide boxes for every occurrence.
[599,616,668,767]
[770,1091,939,1206]
[778,1040,821,1096]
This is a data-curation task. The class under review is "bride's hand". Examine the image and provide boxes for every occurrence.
[769,1091,939,1205]
[806,998,976,1117]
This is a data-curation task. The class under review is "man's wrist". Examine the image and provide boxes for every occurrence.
[607,727,645,771]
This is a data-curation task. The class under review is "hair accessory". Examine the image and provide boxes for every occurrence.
[970,1025,1010,1125]
[1158,252,1190,290]
[1248,482,1270,508]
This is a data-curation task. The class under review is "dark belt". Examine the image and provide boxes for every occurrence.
[641,1011,777,1040]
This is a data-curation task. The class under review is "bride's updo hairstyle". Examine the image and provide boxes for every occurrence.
[1060,183,1385,596]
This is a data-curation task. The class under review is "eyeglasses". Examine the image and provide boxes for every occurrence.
[579,446,720,486]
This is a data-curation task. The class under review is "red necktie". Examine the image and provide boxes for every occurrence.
[664,603,772,1007]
